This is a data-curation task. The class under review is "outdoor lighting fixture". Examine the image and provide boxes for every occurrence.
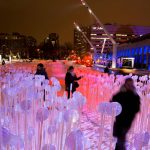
[80,0,117,68]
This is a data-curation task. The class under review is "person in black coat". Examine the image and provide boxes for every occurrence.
[2,60,5,65]
[110,78,140,150]
[35,63,49,80]
[65,66,83,99]
[104,66,110,74]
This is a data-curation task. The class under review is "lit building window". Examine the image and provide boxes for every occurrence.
[116,34,127,36]
[92,27,97,30]
[92,27,103,30]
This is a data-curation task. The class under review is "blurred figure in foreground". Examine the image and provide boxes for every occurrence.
[35,63,49,80]
[110,78,140,150]
[65,66,83,99]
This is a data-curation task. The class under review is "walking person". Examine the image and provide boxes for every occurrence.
[65,66,83,99]
[110,78,140,150]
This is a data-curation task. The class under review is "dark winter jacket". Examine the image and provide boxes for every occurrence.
[65,72,81,91]
[35,69,49,80]
[111,90,140,137]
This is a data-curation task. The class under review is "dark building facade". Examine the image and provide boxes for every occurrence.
[42,33,60,59]
[0,32,36,59]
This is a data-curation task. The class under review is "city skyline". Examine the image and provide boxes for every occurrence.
[0,0,150,44]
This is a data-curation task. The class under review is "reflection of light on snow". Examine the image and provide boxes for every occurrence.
[72,110,79,123]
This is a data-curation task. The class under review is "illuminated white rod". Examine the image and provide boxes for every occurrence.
[80,0,115,44]
[101,38,107,54]
[80,0,117,68]
[74,22,96,53]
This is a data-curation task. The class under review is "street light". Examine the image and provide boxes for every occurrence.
[80,0,117,68]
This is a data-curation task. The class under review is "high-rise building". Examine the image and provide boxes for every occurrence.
[0,32,36,59]
[74,26,91,58]
[42,33,60,59]
[45,33,59,50]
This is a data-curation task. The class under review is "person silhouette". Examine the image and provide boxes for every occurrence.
[110,78,140,150]
[2,60,5,65]
[35,63,49,80]
[65,66,83,99]
[104,66,110,74]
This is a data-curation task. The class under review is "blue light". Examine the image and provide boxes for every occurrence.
[144,55,147,64]
[139,47,142,54]
[144,46,148,54]
[148,64,150,70]
[139,55,142,63]
[131,48,134,56]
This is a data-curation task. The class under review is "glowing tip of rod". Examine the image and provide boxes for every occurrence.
[81,0,86,5]
[88,8,92,14]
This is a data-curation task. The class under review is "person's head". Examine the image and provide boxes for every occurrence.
[68,66,74,73]
[124,78,135,92]
[37,63,44,71]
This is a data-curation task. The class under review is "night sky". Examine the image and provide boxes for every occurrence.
[0,0,150,44]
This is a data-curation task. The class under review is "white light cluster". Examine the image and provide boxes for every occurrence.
[92,27,103,30]
[116,34,127,36]
[90,33,97,36]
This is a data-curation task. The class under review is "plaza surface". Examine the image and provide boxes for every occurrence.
[0,60,150,150]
